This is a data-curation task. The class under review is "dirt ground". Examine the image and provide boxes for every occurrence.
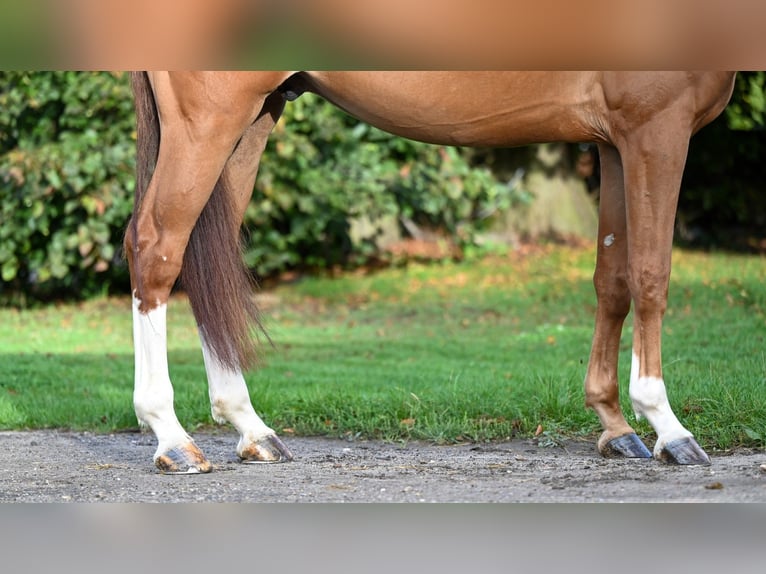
[1,430,764,502]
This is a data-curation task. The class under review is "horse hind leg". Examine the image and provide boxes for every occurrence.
[196,96,293,463]
[202,342,293,463]
[127,75,278,473]
[129,222,213,473]
[128,152,233,473]
[584,144,651,459]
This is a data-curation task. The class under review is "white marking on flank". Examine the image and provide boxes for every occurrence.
[603,233,615,248]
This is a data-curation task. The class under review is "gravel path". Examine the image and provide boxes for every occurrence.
[1,430,764,502]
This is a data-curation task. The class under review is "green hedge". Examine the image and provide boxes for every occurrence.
[0,72,135,302]
[0,72,763,302]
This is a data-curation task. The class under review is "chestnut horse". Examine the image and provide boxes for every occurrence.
[126,71,735,473]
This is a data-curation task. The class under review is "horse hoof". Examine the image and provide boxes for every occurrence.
[602,433,652,459]
[658,437,711,465]
[240,434,294,463]
[155,443,213,474]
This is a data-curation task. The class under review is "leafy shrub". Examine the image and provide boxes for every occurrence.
[0,72,134,302]
[725,72,765,130]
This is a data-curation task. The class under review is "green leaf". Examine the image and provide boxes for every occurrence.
[1,258,18,281]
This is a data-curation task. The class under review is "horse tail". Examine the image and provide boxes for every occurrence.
[179,169,266,371]
[129,71,264,371]
[127,71,159,298]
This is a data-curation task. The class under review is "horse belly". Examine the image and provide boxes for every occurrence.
[305,71,604,146]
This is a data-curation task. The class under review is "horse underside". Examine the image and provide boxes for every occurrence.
[127,71,736,473]
[283,71,607,147]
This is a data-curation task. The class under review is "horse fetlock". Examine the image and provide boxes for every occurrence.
[210,407,228,426]
[629,375,668,418]
[584,384,617,411]
[209,397,232,424]
[134,388,175,425]
[585,387,629,425]
[209,397,267,431]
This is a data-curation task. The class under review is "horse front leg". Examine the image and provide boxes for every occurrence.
[584,144,651,459]
[621,122,710,465]
[200,95,293,463]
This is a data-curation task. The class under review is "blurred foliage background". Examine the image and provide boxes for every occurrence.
[1,71,764,303]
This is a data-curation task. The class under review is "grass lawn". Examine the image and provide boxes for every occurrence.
[1,245,764,452]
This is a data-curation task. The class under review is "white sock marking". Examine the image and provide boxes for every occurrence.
[629,351,692,456]
[132,295,191,458]
[201,338,274,452]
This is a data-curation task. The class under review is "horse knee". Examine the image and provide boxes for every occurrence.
[628,268,669,317]
[593,273,631,319]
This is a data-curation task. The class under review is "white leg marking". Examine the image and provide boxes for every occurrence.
[201,338,275,455]
[132,294,192,459]
[629,351,692,456]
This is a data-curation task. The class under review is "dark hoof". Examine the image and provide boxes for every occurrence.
[659,437,711,465]
[240,434,294,464]
[603,433,652,459]
[155,443,213,474]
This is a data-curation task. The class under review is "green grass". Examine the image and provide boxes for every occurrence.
[1,245,764,452]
